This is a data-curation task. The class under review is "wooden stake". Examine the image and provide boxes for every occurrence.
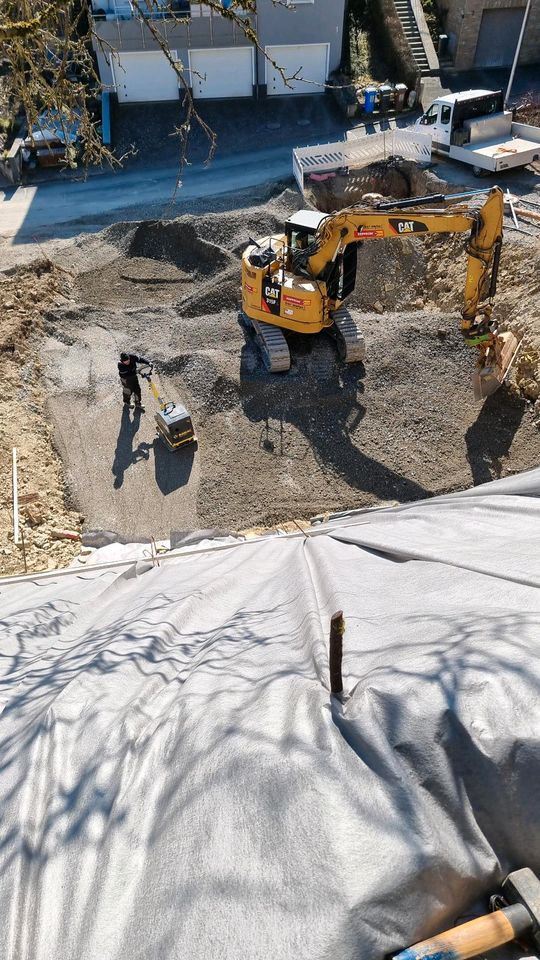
[12,448,19,545]
[20,526,28,574]
[506,189,519,230]
[329,610,345,695]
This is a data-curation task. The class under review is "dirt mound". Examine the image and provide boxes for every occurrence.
[73,259,188,308]
[424,232,540,407]
[0,260,83,576]
[73,218,236,308]
[187,208,286,254]
[157,353,240,414]
[176,266,240,318]
[128,220,230,274]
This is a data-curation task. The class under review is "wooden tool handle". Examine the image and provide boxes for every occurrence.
[394,903,532,960]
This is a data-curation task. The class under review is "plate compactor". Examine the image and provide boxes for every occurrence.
[138,364,196,452]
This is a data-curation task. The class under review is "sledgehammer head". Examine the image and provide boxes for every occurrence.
[393,869,540,960]
[502,868,540,947]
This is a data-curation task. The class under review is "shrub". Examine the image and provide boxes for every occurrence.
[369,0,420,89]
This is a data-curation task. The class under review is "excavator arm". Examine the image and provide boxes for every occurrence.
[301,186,504,347]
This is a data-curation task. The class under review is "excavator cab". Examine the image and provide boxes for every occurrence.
[284,210,326,265]
[285,210,358,301]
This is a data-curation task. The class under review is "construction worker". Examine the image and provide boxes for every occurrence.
[118,352,150,411]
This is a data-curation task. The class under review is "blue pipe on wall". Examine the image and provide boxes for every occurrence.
[102,91,111,146]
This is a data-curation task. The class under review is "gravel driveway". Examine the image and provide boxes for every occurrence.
[111,94,349,168]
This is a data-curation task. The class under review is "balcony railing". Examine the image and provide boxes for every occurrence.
[92,0,253,20]
[136,0,190,16]
[92,0,190,21]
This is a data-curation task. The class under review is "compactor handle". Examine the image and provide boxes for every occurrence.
[394,904,532,960]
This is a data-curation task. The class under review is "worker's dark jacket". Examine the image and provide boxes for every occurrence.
[118,355,149,379]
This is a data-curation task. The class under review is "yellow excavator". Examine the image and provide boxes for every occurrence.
[241,186,519,399]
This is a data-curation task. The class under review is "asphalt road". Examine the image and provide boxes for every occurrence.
[0,143,296,243]
[0,116,409,245]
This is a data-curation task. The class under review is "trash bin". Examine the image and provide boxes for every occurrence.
[394,83,408,112]
[438,34,448,57]
[363,87,377,114]
[378,83,393,112]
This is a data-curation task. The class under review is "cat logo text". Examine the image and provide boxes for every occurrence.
[389,219,429,234]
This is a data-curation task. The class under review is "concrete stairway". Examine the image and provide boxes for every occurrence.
[394,0,432,75]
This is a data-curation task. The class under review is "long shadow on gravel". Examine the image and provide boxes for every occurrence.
[112,407,152,489]
[153,439,195,496]
[465,390,527,486]
[112,406,195,494]
[240,342,432,504]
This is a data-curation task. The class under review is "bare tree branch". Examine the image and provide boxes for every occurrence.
[0,0,326,178]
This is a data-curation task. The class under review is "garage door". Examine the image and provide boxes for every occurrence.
[189,48,254,99]
[265,43,329,96]
[474,8,525,67]
[113,51,179,103]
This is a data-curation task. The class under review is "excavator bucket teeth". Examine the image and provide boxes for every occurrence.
[472,331,521,401]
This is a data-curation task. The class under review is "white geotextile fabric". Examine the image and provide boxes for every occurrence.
[2,469,540,960]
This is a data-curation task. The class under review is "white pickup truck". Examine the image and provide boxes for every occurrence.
[415,89,540,175]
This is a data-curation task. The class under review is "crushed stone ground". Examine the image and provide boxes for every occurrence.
[2,181,540,573]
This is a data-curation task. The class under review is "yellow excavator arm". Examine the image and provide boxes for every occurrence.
[301,186,503,342]
[241,186,519,396]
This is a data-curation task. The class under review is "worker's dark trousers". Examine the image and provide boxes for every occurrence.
[120,375,142,406]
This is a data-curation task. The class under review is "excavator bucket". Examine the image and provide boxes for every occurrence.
[472,331,521,401]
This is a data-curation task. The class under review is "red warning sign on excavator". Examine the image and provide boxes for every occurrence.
[354,228,385,239]
[283,295,310,307]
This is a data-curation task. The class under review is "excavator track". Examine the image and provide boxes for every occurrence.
[243,314,291,372]
[330,308,366,364]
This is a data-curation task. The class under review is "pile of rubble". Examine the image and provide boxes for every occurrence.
[0,260,84,576]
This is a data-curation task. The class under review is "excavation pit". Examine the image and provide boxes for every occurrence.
[4,182,539,569]
[306,158,452,213]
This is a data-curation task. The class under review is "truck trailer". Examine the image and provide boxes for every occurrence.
[415,89,540,175]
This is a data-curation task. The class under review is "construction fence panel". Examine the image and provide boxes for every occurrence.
[293,128,433,194]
